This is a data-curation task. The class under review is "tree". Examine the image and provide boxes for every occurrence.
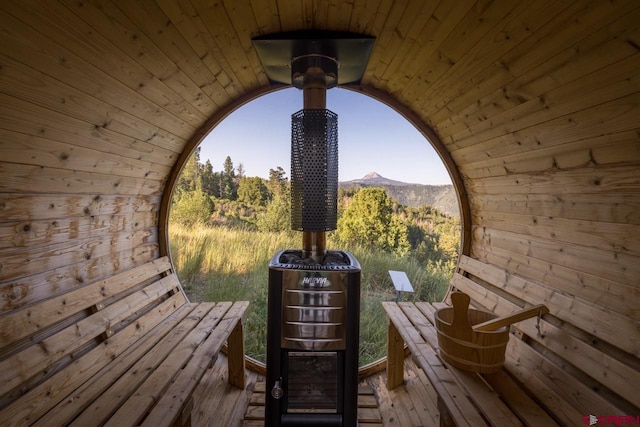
[170,190,214,226]
[237,176,269,206]
[221,156,237,200]
[336,187,410,255]
[175,147,201,197]
[267,166,288,198]
[236,163,245,180]
[257,194,291,232]
[200,159,220,197]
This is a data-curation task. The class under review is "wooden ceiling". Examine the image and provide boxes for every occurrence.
[0,0,639,416]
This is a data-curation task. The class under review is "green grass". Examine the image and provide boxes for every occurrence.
[169,224,452,366]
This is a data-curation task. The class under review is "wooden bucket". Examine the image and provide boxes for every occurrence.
[434,292,509,374]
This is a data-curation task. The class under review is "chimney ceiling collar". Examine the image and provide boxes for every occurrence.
[252,30,375,87]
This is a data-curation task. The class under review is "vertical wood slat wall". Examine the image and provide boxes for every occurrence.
[0,0,638,415]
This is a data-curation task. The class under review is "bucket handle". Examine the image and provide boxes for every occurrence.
[450,292,473,341]
[472,304,549,332]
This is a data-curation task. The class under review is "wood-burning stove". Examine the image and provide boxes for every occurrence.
[266,250,360,426]
[252,30,374,427]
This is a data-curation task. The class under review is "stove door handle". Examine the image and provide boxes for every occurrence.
[271,378,284,399]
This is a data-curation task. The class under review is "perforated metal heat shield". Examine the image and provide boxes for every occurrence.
[290,109,338,231]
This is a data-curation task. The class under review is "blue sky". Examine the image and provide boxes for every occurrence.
[199,87,452,185]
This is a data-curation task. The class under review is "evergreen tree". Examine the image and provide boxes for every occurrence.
[221,156,237,200]
[236,163,245,180]
[200,159,218,197]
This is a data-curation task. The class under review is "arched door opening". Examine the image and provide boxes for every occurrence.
[162,87,468,370]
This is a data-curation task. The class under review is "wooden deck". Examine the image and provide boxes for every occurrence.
[194,355,439,426]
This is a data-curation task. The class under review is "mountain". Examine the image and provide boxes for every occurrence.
[344,172,415,186]
[340,172,459,218]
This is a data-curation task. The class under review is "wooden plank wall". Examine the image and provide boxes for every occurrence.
[0,0,263,315]
[438,0,640,362]
[0,0,638,416]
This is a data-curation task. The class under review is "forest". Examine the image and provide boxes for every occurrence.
[168,149,461,365]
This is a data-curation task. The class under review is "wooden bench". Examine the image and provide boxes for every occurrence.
[383,255,639,426]
[0,256,248,427]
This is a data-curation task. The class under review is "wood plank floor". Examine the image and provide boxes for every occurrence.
[190,353,260,427]
[241,381,384,426]
[192,355,440,426]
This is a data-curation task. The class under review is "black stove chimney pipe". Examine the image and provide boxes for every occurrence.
[290,63,338,262]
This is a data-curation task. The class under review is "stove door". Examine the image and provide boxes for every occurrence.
[284,351,342,412]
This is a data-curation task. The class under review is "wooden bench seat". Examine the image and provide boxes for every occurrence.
[0,256,248,427]
[383,255,639,426]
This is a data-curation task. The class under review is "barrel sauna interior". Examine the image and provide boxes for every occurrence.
[0,0,638,424]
